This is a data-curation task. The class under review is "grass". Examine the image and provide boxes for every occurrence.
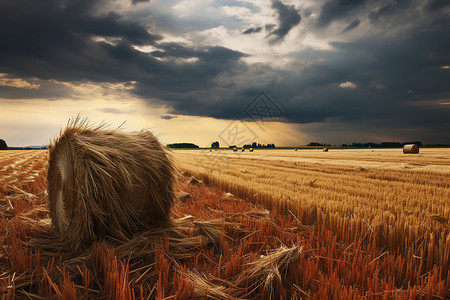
[0,149,449,299]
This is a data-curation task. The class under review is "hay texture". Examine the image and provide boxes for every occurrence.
[47,119,175,250]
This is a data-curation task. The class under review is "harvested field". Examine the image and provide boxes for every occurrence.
[0,148,449,299]
[174,148,450,297]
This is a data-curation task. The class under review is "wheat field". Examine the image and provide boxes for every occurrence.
[1,148,449,299]
[174,148,450,296]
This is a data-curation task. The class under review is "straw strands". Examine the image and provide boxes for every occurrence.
[0,153,309,298]
[47,119,175,250]
[1,145,450,298]
[175,149,450,297]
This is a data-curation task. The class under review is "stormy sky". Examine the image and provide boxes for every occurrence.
[0,0,449,146]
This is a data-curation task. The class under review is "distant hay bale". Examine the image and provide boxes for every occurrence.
[249,148,253,152]
[323,148,328,152]
[241,148,245,152]
[233,148,238,152]
[47,119,175,250]
[403,144,419,154]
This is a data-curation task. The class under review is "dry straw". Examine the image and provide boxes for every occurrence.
[403,144,419,154]
[47,118,175,250]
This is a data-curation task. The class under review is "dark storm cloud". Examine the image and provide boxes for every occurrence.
[425,0,450,11]
[242,27,262,34]
[75,12,161,45]
[317,0,367,27]
[269,0,301,43]
[278,14,450,142]
[368,1,411,23]
[1,0,449,143]
[343,19,360,32]
[0,0,162,83]
[0,0,246,98]
[143,9,450,142]
[150,43,245,61]
[132,0,150,4]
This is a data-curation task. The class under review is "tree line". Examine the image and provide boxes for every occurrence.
[0,139,7,150]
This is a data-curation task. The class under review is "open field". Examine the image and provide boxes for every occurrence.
[174,148,450,296]
[175,148,450,173]
[1,149,449,299]
[174,149,450,235]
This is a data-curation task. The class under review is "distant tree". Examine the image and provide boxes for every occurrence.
[167,143,199,149]
[380,142,403,148]
[0,139,7,150]
[243,142,276,149]
[308,142,329,147]
[211,141,219,148]
[308,142,322,147]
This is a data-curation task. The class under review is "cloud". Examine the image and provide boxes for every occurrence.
[97,108,136,114]
[242,27,262,34]
[0,0,246,96]
[161,115,176,120]
[426,0,450,11]
[0,74,40,89]
[132,0,150,4]
[265,24,276,32]
[368,2,410,23]
[269,0,301,43]
[0,80,72,99]
[317,0,367,27]
[342,19,360,33]
[339,81,357,89]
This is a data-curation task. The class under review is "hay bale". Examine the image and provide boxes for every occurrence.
[403,144,419,154]
[233,148,238,152]
[47,119,175,250]
[249,148,253,152]
[323,148,328,152]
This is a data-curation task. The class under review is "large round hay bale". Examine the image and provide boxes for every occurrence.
[47,121,175,250]
[403,144,419,154]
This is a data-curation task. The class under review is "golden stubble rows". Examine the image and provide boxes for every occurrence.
[0,149,449,298]
[174,148,450,278]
